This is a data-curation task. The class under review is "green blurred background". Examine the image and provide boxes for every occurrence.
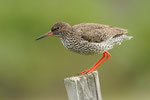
[0,0,150,100]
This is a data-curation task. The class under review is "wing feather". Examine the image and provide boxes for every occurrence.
[73,23,128,43]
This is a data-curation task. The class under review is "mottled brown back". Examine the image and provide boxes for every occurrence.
[72,23,128,43]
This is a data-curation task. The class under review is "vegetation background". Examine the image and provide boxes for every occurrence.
[0,0,150,100]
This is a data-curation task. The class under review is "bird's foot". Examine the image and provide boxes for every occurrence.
[79,69,90,75]
[79,68,95,75]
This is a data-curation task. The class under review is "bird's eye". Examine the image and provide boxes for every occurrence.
[51,26,61,32]
[56,26,60,30]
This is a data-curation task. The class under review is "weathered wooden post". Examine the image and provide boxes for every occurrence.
[64,71,102,100]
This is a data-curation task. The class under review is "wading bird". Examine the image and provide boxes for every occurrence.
[36,22,132,75]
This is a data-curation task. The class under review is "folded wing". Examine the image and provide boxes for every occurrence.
[73,23,128,43]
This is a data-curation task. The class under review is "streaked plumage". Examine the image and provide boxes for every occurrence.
[53,22,133,55]
[36,22,133,74]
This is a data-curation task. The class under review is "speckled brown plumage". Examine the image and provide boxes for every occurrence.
[45,22,132,54]
[36,22,133,74]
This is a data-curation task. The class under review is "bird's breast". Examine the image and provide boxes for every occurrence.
[60,37,113,55]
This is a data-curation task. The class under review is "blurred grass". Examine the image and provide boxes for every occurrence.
[0,0,150,100]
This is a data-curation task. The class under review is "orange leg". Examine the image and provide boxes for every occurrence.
[79,52,106,74]
[79,51,111,75]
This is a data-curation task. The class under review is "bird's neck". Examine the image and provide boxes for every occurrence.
[60,32,80,49]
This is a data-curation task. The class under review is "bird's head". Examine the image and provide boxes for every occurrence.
[35,22,71,40]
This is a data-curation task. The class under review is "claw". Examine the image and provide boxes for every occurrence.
[79,69,93,75]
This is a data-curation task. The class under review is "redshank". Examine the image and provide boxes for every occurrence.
[36,22,133,74]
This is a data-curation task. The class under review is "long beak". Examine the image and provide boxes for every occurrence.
[35,32,53,40]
